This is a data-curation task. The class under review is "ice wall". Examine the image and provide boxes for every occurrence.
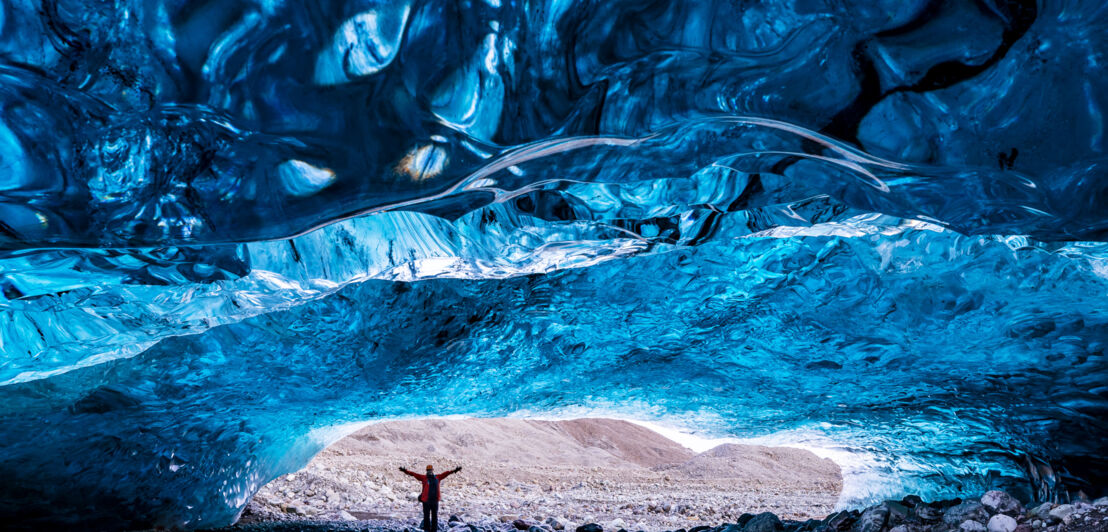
[1,0,1107,528]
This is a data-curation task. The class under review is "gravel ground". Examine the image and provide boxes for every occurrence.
[208,492,1108,532]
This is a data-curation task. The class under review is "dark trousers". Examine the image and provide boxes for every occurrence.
[421,501,438,532]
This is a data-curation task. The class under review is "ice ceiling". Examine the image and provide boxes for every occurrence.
[1,0,1108,529]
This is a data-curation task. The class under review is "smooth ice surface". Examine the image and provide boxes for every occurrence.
[1,0,1108,528]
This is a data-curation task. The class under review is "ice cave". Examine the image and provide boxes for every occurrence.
[1,0,1107,529]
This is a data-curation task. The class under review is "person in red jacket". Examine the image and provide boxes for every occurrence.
[399,464,462,532]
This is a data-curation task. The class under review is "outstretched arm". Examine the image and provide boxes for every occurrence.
[437,466,462,480]
[399,466,426,480]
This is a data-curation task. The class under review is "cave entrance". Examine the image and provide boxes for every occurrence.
[240,417,844,531]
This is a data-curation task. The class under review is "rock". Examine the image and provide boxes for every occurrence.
[798,520,821,531]
[607,519,626,531]
[1013,525,1031,532]
[1030,503,1053,521]
[529,526,547,532]
[824,511,856,531]
[1094,496,1108,507]
[502,516,522,524]
[959,520,987,532]
[858,505,889,532]
[338,510,357,521]
[981,491,1023,516]
[689,527,710,532]
[916,504,942,522]
[577,524,603,532]
[884,501,910,524]
[737,513,756,527]
[546,517,565,530]
[450,515,464,525]
[1047,504,1074,523]
[987,514,1017,532]
[743,512,783,532]
[945,501,989,526]
[513,519,533,530]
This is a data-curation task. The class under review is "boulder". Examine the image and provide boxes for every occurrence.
[1047,504,1075,523]
[986,514,1017,532]
[450,515,464,525]
[546,517,566,531]
[743,512,783,532]
[514,519,535,530]
[824,511,857,531]
[944,501,989,526]
[958,520,987,532]
[981,491,1023,516]
[884,501,910,524]
[857,505,889,532]
[915,504,942,522]
[737,514,756,527]
[1029,502,1053,521]
[799,520,822,531]
[577,524,603,532]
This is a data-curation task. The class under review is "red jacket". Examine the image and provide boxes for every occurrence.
[401,468,458,503]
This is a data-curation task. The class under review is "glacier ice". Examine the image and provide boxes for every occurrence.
[1,0,1108,528]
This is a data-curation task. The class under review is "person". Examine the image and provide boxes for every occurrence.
[399,464,462,532]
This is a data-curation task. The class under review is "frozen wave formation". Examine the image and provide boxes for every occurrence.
[1,0,1107,529]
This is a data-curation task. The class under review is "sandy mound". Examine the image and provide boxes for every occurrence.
[245,418,842,531]
[656,444,842,488]
[331,418,694,469]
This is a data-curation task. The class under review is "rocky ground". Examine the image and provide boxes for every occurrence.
[234,418,841,531]
[207,490,1108,532]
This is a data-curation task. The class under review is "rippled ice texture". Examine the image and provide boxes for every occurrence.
[1,0,1108,528]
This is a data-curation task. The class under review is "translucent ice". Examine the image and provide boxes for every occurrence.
[1,0,1107,528]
